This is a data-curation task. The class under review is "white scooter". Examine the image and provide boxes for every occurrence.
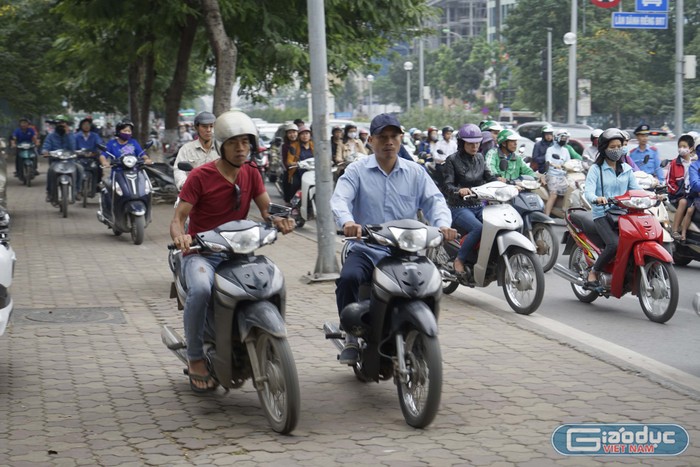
[427,181,545,315]
[0,207,15,336]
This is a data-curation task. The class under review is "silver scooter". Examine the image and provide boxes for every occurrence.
[427,181,545,315]
[0,207,14,336]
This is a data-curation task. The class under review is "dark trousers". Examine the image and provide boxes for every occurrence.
[592,215,619,272]
[335,244,389,316]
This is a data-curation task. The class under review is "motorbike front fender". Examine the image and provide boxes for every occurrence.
[634,241,673,266]
[237,300,287,342]
[529,211,556,225]
[497,230,536,255]
[126,201,147,216]
[58,174,72,185]
[390,300,438,337]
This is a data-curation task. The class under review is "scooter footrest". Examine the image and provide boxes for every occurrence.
[325,332,343,339]
[167,341,186,351]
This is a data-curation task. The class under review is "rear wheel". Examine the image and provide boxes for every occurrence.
[255,332,300,434]
[672,249,692,267]
[60,184,69,218]
[569,247,598,303]
[500,247,544,314]
[81,179,89,208]
[531,223,558,272]
[131,215,145,245]
[638,260,678,323]
[396,330,442,428]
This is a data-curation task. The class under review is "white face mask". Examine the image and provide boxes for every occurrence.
[348,132,357,139]
[679,147,691,157]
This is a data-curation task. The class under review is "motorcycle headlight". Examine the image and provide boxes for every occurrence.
[261,228,277,246]
[220,227,261,254]
[122,156,138,168]
[114,183,123,196]
[427,232,443,248]
[620,196,654,209]
[495,185,519,202]
[389,227,427,252]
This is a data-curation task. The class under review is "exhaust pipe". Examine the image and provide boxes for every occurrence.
[552,263,586,287]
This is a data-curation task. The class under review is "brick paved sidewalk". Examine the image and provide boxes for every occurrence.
[0,176,698,466]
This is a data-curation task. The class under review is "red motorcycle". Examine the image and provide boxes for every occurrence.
[553,190,679,323]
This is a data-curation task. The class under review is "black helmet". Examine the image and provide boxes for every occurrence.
[116,119,134,133]
[442,126,454,134]
[194,111,216,126]
[598,128,625,152]
[340,301,372,338]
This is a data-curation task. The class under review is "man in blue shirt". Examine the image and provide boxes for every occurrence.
[75,117,102,194]
[10,117,39,178]
[42,116,77,202]
[330,113,457,364]
[628,124,664,181]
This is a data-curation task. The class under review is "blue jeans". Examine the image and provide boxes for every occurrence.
[182,253,227,361]
[451,205,483,263]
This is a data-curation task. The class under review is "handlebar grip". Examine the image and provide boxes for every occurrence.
[167,244,176,250]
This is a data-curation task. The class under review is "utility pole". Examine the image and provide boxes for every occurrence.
[547,28,553,122]
[675,0,684,135]
[304,0,339,282]
[567,0,577,124]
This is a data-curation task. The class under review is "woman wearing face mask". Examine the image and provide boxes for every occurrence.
[99,119,151,167]
[442,123,495,277]
[335,124,368,164]
[583,128,640,288]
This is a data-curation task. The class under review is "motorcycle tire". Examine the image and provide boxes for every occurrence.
[112,227,122,237]
[131,215,145,245]
[396,330,442,429]
[499,247,544,315]
[254,332,300,435]
[672,249,692,267]
[60,184,69,218]
[82,180,89,208]
[23,165,30,187]
[530,223,558,273]
[569,247,597,303]
[637,260,678,324]
[268,172,278,183]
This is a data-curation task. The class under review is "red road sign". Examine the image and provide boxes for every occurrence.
[591,0,620,7]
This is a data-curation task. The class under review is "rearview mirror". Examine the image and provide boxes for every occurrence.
[178,162,193,172]
[499,158,509,172]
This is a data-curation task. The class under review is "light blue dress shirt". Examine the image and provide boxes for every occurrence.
[331,154,452,229]
[584,162,640,219]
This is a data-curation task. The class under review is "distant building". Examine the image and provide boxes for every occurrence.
[487,0,519,43]
[424,0,488,50]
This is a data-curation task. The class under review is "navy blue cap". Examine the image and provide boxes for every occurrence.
[370,113,403,136]
[634,124,650,134]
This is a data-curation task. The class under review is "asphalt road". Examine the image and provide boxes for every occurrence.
[268,180,700,383]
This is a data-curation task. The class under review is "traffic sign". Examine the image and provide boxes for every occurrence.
[612,12,668,29]
[636,0,668,12]
[591,0,620,7]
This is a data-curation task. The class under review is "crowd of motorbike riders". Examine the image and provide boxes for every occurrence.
[9,110,699,377]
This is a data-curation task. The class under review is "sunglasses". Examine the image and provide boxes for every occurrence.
[233,184,241,210]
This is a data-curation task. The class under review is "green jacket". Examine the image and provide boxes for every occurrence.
[566,144,582,160]
[488,149,536,180]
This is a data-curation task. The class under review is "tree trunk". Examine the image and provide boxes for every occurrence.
[128,60,142,136]
[140,41,156,145]
[201,0,237,116]
[163,6,198,152]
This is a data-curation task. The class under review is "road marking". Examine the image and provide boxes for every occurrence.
[453,287,700,395]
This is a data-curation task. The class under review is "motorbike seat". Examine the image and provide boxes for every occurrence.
[569,210,604,247]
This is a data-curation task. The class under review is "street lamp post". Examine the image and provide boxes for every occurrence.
[366,74,374,118]
[564,0,577,125]
[403,61,413,112]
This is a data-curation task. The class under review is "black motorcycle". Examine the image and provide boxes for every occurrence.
[16,142,38,187]
[143,153,177,204]
[509,175,559,272]
[45,149,85,218]
[162,211,300,434]
[324,219,444,428]
[97,143,153,245]
[78,151,101,208]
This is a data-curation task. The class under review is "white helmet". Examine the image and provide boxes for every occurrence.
[214,110,259,152]
[555,129,570,144]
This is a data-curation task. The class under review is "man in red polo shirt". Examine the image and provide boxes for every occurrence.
[170,110,294,392]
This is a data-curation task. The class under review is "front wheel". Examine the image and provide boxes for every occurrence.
[637,260,679,323]
[500,247,544,315]
[530,223,558,272]
[81,180,89,208]
[131,215,145,245]
[22,165,30,186]
[60,184,69,218]
[255,332,300,434]
[397,330,442,428]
